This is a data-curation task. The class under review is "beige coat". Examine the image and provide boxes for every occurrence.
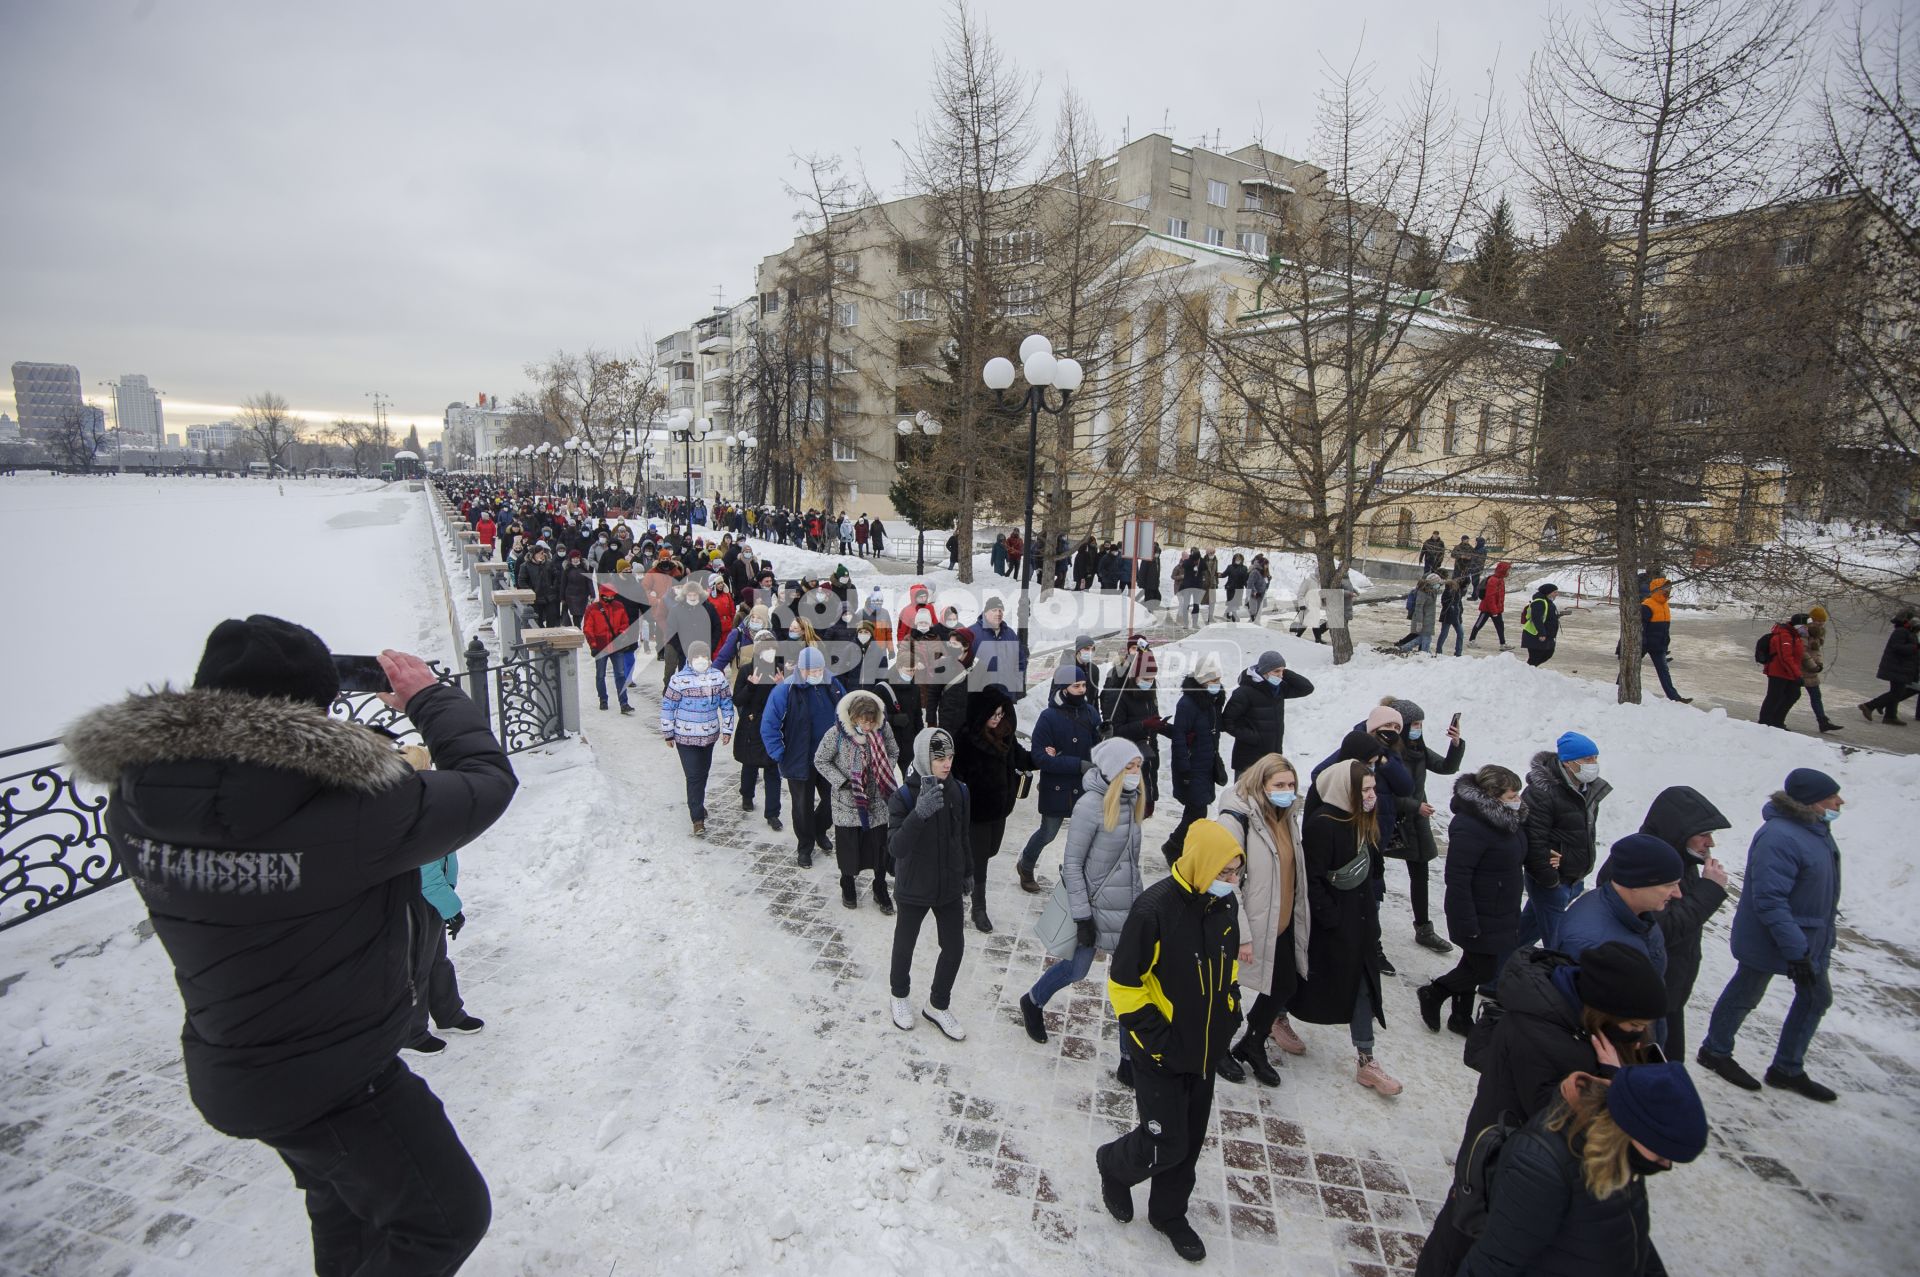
[1802,621,1828,687]
[1218,787,1311,992]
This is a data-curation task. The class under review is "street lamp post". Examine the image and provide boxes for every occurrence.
[565,437,581,495]
[896,410,945,574]
[733,429,757,503]
[983,335,1082,647]
[669,410,711,522]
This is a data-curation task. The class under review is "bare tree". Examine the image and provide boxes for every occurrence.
[328,417,393,476]
[48,406,108,471]
[1521,0,1820,701]
[239,392,302,473]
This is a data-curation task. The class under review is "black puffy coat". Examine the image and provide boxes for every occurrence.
[886,773,973,907]
[1101,676,1168,811]
[1443,777,1529,954]
[525,555,561,606]
[1384,733,1464,862]
[1218,666,1315,775]
[561,561,594,614]
[1876,619,1919,686]
[1461,1112,1662,1277]
[1612,786,1730,1020]
[952,685,1033,825]
[1169,677,1225,806]
[1521,750,1611,886]
[1460,950,1600,1152]
[1289,804,1384,1028]
[65,685,517,1139]
[730,670,778,768]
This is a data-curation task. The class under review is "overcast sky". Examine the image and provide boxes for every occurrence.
[0,0,1870,437]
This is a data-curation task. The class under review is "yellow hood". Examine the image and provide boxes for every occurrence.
[1172,819,1244,893]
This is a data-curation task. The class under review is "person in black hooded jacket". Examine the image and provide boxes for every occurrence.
[1218,649,1314,775]
[1605,785,1730,1060]
[1100,639,1169,819]
[65,617,518,1277]
[1163,663,1227,863]
[951,683,1033,932]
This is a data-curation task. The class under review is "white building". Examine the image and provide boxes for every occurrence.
[113,375,164,441]
[185,421,242,451]
[443,397,518,464]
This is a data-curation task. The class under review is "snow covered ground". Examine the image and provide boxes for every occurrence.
[2,484,1917,1275]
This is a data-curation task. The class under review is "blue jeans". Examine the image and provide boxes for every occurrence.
[1017,814,1066,873]
[1436,619,1464,655]
[1645,648,1683,700]
[1029,944,1095,1007]
[1703,961,1832,1074]
[1514,877,1584,952]
[1351,988,1377,1054]
[676,742,713,822]
[594,650,635,707]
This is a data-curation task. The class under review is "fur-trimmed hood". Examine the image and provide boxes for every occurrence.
[1450,774,1524,832]
[836,689,885,734]
[1765,790,1827,826]
[66,687,415,794]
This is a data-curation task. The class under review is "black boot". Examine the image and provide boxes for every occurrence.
[1232,1035,1282,1087]
[1154,1217,1206,1263]
[972,904,993,933]
[1765,1067,1837,1102]
[1446,996,1475,1037]
[872,877,895,916]
[1697,1048,1762,1091]
[840,876,857,910]
[1374,941,1397,976]
[1414,923,1453,954]
[1019,993,1048,1044]
[1215,1047,1247,1084]
[798,845,812,869]
[1417,982,1446,1033]
[1095,1145,1134,1223]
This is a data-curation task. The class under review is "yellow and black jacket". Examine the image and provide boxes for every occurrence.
[1107,819,1244,1077]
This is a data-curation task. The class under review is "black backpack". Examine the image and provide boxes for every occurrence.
[1450,1116,1522,1239]
[1754,632,1773,664]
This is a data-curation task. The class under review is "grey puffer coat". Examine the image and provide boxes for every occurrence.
[1217,787,1310,993]
[1061,769,1146,952]
[812,691,901,829]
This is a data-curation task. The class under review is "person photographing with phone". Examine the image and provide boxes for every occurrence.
[66,614,519,1276]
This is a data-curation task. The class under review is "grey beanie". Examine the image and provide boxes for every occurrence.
[1254,650,1286,675]
[913,727,954,776]
[1387,697,1426,727]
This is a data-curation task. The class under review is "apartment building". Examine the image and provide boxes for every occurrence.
[10,361,85,438]
[112,374,164,443]
[653,295,760,499]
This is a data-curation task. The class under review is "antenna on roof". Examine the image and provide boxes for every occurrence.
[1161,108,1171,136]
[713,285,726,311]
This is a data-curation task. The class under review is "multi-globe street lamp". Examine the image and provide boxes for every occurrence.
[982,334,1082,645]
[670,410,711,515]
[732,429,758,503]
[896,410,945,573]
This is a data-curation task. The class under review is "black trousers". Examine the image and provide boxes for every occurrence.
[1524,640,1554,667]
[1469,612,1505,643]
[260,1059,490,1277]
[1098,1057,1215,1228]
[969,817,1006,910]
[1431,949,1499,1002]
[1161,793,1210,862]
[1758,675,1803,727]
[1403,857,1431,927]
[740,764,781,816]
[409,921,467,1041]
[1243,923,1300,1041]
[890,899,964,1007]
[1668,1003,1692,1065]
[1861,680,1916,721]
[787,775,831,850]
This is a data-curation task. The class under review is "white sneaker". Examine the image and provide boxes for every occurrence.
[890,996,915,1030]
[922,1006,966,1041]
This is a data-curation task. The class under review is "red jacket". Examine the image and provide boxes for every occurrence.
[582,598,631,654]
[1764,624,1804,680]
[1478,562,1510,615]
[710,592,736,642]
[475,517,496,546]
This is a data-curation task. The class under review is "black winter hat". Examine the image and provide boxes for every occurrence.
[1573,941,1669,1020]
[194,615,339,709]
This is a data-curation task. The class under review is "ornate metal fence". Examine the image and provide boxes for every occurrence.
[1,639,570,933]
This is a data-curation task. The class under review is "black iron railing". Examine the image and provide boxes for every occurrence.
[1,638,569,933]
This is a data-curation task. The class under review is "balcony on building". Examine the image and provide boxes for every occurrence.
[702,363,732,384]
[657,331,694,360]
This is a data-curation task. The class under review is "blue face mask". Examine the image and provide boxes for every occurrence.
[1408,727,1423,741]
[1822,809,1841,824]
[1206,879,1235,897]
[1268,790,1297,809]
[1137,679,1154,691]
[1265,673,1283,686]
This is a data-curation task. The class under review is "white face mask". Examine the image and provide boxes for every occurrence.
[1120,773,1141,791]
[1077,648,1093,663]
[1502,798,1523,812]
[1574,762,1601,785]
[688,657,711,673]
[915,619,931,633]
[1361,794,1378,812]
[804,671,825,685]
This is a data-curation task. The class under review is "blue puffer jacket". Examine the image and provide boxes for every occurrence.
[420,853,461,921]
[1729,793,1842,975]
[762,675,847,780]
[1559,882,1668,978]
[966,615,1029,697]
[1030,684,1101,817]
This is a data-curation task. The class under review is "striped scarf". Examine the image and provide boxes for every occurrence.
[849,728,897,826]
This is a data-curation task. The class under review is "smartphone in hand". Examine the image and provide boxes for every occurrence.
[333,654,392,694]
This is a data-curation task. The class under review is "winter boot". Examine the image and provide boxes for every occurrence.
[972,904,994,934]
[691,819,705,835]
[1232,1035,1282,1087]
[619,704,635,715]
[1859,703,1875,722]
[1017,864,1043,894]
[872,878,895,916]
[1416,983,1447,1033]
[443,1015,485,1035]
[840,877,858,910]
[1095,1146,1135,1223]
[1115,1056,1135,1089]
[768,814,783,832]
[1765,1067,1838,1102]
[1374,941,1397,976]
[797,845,812,869]
[1356,1052,1403,1096]
[1696,1048,1763,1091]
[1019,993,1048,1044]
[1446,996,1476,1037]
[598,699,609,711]
[741,792,753,811]
[922,1005,966,1041]
[1153,1217,1206,1263]
[1215,1047,1247,1084]
[1414,923,1453,954]
[403,1035,447,1055]
[889,996,915,1031]
[1269,1015,1307,1056]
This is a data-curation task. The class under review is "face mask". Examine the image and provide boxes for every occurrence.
[789,629,803,640]
[1502,798,1524,812]
[1265,673,1283,686]
[1207,683,1223,696]
[1268,790,1297,809]
[1206,880,1236,898]
[1822,809,1841,824]
[1063,690,1085,704]
[857,633,871,646]
[1627,1148,1670,1178]
[1137,679,1155,691]
[1077,648,1093,663]
[1574,762,1601,785]
[688,657,711,673]
[1362,795,1378,812]
[804,672,825,685]
[1408,727,1423,741]
[915,619,931,633]
[1120,774,1141,792]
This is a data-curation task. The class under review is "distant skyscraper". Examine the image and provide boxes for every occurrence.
[113,374,164,441]
[10,362,84,438]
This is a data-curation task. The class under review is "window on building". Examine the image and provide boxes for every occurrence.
[1644,257,1669,285]
[1167,217,1189,239]
[1508,405,1526,456]
[1206,179,1229,207]
[1396,508,1415,548]
[673,362,695,382]
[833,439,857,463]
[1476,404,1492,453]
[1001,282,1040,317]
[948,238,975,266]
[898,240,932,272]
[1637,311,1662,335]
[1236,230,1267,256]
[1170,168,1191,198]
[899,289,931,322]
[989,230,1042,265]
[1243,189,1265,213]
[1775,232,1813,268]
[1407,411,1422,453]
[1442,400,1459,453]
[833,301,859,328]
[1203,225,1226,248]
[1541,513,1562,548]
[760,291,781,315]
[832,254,860,279]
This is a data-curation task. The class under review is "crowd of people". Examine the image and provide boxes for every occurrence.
[68,476,1866,1274]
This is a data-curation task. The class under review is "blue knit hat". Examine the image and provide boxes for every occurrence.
[796,646,827,672]
[1604,833,1684,888]
[1784,767,1839,805]
[1557,731,1599,762]
[1606,1063,1709,1163]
